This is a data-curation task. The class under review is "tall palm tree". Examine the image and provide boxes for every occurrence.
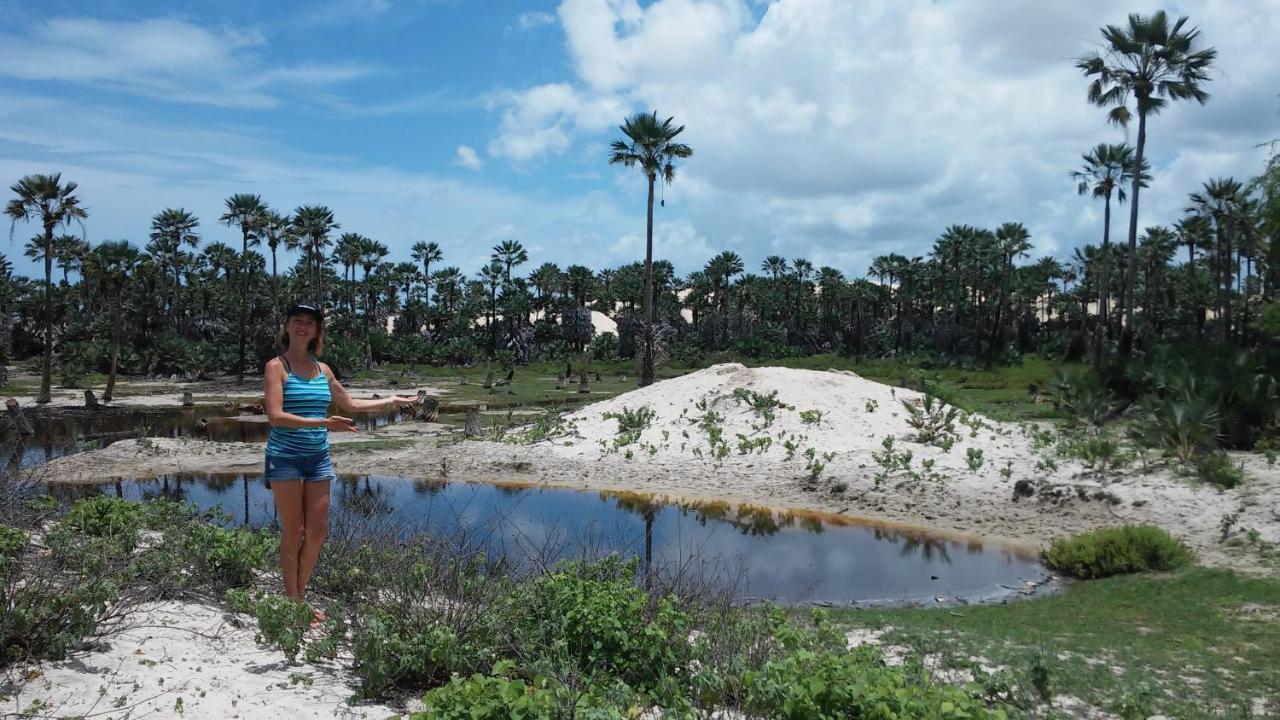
[220,194,267,384]
[357,237,389,370]
[479,262,505,351]
[333,233,365,313]
[1071,143,1147,366]
[290,206,339,304]
[490,240,528,285]
[260,210,290,311]
[6,173,88,403]
[148,208,201,323]
[87,241,141,402]
[609,111,693,386]
[1187,177,1246,340]
[529,262,562,316]
[1078,11,1216,354]
[411,241,443,304]
[990,222,1032,360]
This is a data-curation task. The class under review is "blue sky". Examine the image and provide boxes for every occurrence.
[1,0,1275,283]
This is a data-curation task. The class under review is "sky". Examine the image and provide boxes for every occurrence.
[0,0,1276,282]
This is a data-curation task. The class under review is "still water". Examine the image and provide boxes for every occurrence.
[52,473,1049,606]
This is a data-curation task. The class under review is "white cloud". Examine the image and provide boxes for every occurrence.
[0,17,374,108]
[515,11,557,31]
[454,145,484,171]
[488,0,1278,275]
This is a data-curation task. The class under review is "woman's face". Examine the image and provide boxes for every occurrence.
[287,314,318,344]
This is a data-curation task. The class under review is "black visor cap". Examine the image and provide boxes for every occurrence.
[285,304,324,326]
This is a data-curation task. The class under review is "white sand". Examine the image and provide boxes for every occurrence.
[4,602,399,719]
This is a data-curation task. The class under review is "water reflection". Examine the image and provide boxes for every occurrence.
[47,474,1047,606]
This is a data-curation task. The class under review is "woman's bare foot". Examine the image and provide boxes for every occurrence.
[310,608,327,628]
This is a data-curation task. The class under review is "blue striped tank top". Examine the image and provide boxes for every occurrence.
[266,356,332,457]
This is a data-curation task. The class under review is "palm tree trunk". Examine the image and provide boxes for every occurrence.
[104,301,122,402]
[639,172,656,387]
[38,225,54,403]
[270,246,279,311]
[237,228,249,385]
[1095,195,1113,369]
[1120,111,1147,357]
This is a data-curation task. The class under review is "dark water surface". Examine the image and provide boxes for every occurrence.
[51,473,1050,606]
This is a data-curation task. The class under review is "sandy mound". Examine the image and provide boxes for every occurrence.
[551,363,1032,476]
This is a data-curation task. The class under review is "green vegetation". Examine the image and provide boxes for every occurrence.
[836,567,1278,717]
[1044,525,1193,579]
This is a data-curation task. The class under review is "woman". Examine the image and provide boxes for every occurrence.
[263,303,415,622]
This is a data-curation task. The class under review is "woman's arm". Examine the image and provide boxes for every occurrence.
[321,363,416,415]
[264,358,355,431]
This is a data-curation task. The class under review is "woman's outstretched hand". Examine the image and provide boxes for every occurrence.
[388,395,418,408]
[325,415,359,432]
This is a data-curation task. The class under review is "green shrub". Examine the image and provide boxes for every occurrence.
[742,644,1003,719]
[350,606,494,695]
[2,573,119,664]
[1132,393,1221,462]
[246,593,313,664]
[414,662,635,720]
[1193,452,1244,489]
[1049,369,1115,429]
[0,525,24,577]
[506,556,691,692]
[1044,525,1192,579]
[901,394,959,445]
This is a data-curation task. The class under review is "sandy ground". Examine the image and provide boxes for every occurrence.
[2,370,443,410]
[12,363,1280,718]
[2,602,402,719]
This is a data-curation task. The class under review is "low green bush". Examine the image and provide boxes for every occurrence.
[1044,525,1192,579]
[505,556,692,692]
[742,644,1004,720]
[414,662,636,720]
[1193,451,1244,489]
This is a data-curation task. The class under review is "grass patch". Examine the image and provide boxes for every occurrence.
[331,439,416,453]
[831,567,1280,717]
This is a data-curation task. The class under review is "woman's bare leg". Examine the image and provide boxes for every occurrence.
[270,481,306,600]
[296,480,331,602]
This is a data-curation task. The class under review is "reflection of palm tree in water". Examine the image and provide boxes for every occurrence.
[897,534,956,565]
[613,495,662,589]
[339,476,393,517]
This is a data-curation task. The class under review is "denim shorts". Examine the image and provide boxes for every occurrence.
[264,451,336,489]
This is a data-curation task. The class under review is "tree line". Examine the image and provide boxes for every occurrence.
[3,10,1275,406]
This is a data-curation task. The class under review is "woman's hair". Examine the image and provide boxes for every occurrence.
[279,314,325,356]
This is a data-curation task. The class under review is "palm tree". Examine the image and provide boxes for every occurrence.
[148,208,201,322]
[529,262,562,316]
[290,206,339,303]
[220,193,267,384]
[411,241,443,304]
[1187,177,1246,340]
[357,237,389,370]
[609,111,693,386]
[1078,11,1216,354]
[990,222,1032,361]
[87,241,141,402]
[762,255,789,281]
[479,262,505,351]
[333,233,365,313]
[490,240,528,285]
[1071,143,1147,366]
[6,173,88,403]
[260,210,291,311]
